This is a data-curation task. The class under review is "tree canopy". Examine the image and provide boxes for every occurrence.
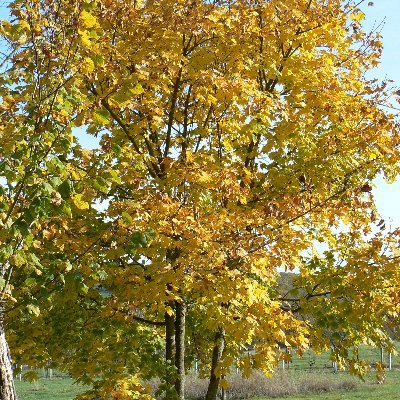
[0,0,400,399]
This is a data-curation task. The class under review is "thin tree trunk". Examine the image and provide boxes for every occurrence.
[165,311,175,365]
[0,302,17,400]
[174,301,186,400]
[205,328,225,400]
[221,382,226,400]
[165,308,176,394]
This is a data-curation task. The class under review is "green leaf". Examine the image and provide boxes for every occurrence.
[0,162,12,175]
[79,283,89,294]
[130,232,148,247]
[48,157,65,172]
[93,54,104,65]
[109,170,122,184]
[59,202,72,218]
[42,182,54,195]
[23,209,35,225]
[50,176,62,187]
[93,176,108,194]
[93,109,111,125]
[0,245,13,261]
[12,219,30,237]
[121,211,132,223]
[25,277,36,286]
[30,253,42,267]
[58,179,74,199]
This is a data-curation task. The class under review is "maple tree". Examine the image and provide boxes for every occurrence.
[1,0,400,399]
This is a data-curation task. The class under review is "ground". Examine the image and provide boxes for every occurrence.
[15,370,400,400]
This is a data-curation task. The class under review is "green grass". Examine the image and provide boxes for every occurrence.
[252,370,400,400]
[15,379,85,400]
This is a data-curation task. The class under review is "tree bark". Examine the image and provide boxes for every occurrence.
[205,328,225,400]
[0,303,17,400]
[174,301,186,400]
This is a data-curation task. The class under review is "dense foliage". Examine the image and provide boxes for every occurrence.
[0,0,399,399]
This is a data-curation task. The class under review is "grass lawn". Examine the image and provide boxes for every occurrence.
[252,370,400,400]
[15,379,85,400]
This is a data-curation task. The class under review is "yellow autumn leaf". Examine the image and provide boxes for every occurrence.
[81,57,95,73]
[72,194,89,210]
[27,304,40,317]
[220,378,229,390]
[79,10,98,29]
[78,29,92,48]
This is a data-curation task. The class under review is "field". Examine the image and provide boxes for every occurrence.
[15,370,400,400]
[15,379,85,400]
[14,345,400,400]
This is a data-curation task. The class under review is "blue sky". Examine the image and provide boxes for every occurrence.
[362,1,400,225]
[0,1,398,224]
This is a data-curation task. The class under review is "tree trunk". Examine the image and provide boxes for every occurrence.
[165,308,176,395]
[205,328,225,400]
[174,301,186,400]
[165,311,175,366]
[0,303,17,400]
[221,384,226,400]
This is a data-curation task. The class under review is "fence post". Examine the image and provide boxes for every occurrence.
[380,347,384,364]
[389,352,392,371]
[332,361,338,373]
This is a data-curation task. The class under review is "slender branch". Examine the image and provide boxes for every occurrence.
[130,313,165,327]
[163,68,182,159]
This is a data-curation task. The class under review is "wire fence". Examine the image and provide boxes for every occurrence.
[280,345,398,371]
[14,365,70,381]
[15,345,399,382]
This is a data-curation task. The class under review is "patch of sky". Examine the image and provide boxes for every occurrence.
[0,2,10,20]
[360,1,400,228]
[73,126,100,150]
